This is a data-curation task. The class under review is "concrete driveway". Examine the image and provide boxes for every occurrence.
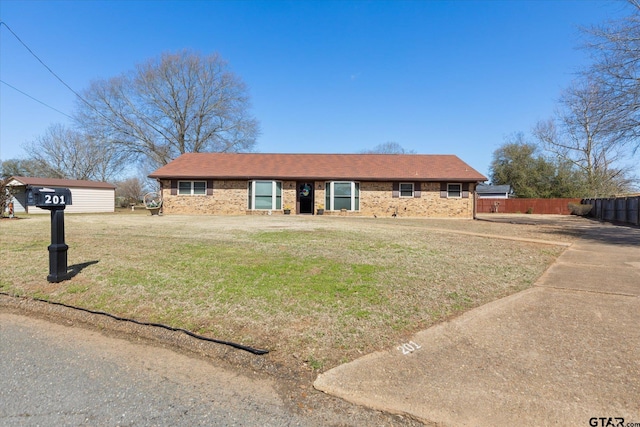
[315,218,640,426]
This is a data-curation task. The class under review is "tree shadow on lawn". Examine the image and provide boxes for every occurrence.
[477,214,640,248]
[578,220,640,248]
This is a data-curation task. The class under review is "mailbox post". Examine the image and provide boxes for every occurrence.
[31,187,73,283]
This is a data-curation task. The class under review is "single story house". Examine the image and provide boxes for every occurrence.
[148,153,487,218]
[476,184,512,199]
[6,176,116,214]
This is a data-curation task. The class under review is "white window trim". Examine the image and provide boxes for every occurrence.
[326,181,360,211]
[399,182,414,198]
[178,180,207,196]
[248,180,282,210]
[447,183,462,198]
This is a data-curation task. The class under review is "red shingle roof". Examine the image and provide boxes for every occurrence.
[148,153,487,182]
[8,176,116,189]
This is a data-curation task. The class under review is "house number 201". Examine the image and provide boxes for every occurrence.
[397,341,422,355]
[44,194,66,205]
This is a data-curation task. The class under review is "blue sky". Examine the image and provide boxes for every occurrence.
[0,0,630,179]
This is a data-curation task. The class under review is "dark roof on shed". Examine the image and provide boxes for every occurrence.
[8,176,116,189]
[148,153,487,182]
[477,184,512,194]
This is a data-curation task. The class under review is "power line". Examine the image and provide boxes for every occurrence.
[0,20,149,142]
[0,79,74,119]
[0,20,91,109]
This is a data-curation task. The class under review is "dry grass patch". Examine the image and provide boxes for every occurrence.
[0,214,575,372]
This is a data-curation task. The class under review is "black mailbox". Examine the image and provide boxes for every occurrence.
[32,187,72,209]
[29,187,73,282]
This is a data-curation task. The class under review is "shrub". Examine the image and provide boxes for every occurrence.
[568,203,592,216]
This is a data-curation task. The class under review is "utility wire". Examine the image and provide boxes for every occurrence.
[0,20,158,144]
[0,20,147,142]
[0,79,74,119]
[0,20,91,110]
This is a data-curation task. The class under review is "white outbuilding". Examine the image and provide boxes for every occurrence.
[6,176,116,214]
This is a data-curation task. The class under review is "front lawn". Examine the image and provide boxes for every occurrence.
[0,214,570,371]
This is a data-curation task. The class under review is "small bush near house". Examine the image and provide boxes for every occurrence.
[568,203,593,216]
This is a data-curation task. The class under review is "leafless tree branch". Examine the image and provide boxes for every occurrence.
[75,50,260,168]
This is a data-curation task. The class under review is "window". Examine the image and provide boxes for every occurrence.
[399,183,414,198]
[393,182,421,198]
[325,181,359,211]
[248,181,282,210]
[447,183,462,198]
[178,181,206,195]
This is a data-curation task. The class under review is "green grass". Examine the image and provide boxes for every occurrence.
[0,214,570,371]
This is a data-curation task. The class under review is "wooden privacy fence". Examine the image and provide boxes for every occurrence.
[476,198,582,215]
[582,196,640,226]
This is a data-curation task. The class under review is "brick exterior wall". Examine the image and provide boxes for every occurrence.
[158,179,476,218]
[356,182,474,218]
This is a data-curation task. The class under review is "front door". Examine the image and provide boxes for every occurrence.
[297,182,314,214]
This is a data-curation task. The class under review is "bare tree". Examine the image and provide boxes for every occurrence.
[361,141,416,154]
[25,124,126,181]
[1,158,64,179]
[583,1,640,152]
[115,177,148,207]
[533,79,636,197]
[75,50,260,168]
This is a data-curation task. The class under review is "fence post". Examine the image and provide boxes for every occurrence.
[624,197,628,224]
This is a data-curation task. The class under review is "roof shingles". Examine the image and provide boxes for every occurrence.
[8,176,116,189]
[149,153,487,182]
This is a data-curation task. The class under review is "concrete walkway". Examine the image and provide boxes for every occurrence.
[314,219,640,426]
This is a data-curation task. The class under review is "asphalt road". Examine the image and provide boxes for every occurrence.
[0,312,418,427]
[0,313,309,426]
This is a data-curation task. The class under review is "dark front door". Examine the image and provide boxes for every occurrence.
[297,182,314,214]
